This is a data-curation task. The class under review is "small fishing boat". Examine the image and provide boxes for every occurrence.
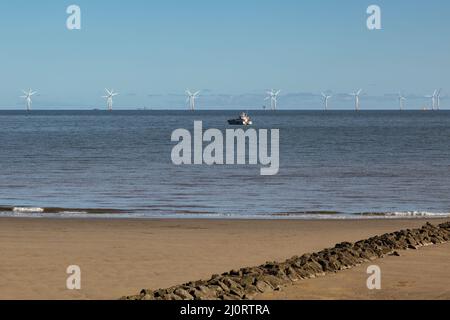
[228,112,253,126]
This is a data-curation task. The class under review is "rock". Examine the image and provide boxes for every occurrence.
[221,293,240,300]
[174,288,194,300]
[259,274,286,289]
[240,276,256,287]
[230,269,243,277]
[242,284,259,296]
[255,280,273,293]
[142,294,155,300]
[140,289,152,295]
[161,293,182,300]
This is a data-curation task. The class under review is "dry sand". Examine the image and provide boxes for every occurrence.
[0,218,449,300]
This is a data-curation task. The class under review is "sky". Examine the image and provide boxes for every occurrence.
[0,0,448,110]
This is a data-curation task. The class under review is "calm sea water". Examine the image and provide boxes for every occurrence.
[0,110,449,219]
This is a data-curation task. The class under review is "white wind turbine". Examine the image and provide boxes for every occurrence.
[186,89,200,111]
[398,92,406,111]
[20,89,37,111]
[436,89,442,110]
[102,89,119,111]
[321,92,332,111]
[265,89,281,110]
[350,89,362,111]
[425,90,438,111]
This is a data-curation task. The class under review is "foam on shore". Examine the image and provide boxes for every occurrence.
[1,205,450,220]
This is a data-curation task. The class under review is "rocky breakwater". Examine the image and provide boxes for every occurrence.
[122,221,450,300]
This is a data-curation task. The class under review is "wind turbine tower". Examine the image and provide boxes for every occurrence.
[265,89,281,110]
[186,90,200,111]
[398,93,406,111]
[425,90,437,111]
[102,89,119,111]
[20,89,37,111]
[436,89,442,110]
[321,92,332,111]
[350,89,362,111]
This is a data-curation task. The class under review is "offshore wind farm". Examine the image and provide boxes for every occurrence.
[8,87,446,111]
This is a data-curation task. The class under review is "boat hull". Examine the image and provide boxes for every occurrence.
[228,119,252,126]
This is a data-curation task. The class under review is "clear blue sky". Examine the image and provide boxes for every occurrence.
[0,0,448,109]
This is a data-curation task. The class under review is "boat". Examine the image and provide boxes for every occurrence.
[228,112,253,126]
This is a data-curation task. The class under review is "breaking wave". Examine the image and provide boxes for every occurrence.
[0,206,449,220]
[358,211,450,218]
[13,207,45,213]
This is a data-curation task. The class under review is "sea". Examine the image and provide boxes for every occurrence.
[0,110,449,219]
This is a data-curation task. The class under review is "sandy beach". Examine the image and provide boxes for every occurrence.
[0,218,449,300]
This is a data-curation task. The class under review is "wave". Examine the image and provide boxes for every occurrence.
[0,206,126,216]
[1,205,449,220]
[358,211,450,217]
[13,207,45,213]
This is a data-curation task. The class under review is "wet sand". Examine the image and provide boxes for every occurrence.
[0,218,448,300]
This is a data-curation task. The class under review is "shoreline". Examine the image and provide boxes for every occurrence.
[4,206,450,221]
[0,218,449,300]
[1,215,450,221]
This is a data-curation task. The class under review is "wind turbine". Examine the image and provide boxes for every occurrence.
[436,89,442,110]
[398,93,406,111]
[265,89,281,110]
[321,92,332,111]
[350,89,362,111]
[425,90,438,111]
[20,89,37,111]
[186,89,200,111]
[102,89,119,111]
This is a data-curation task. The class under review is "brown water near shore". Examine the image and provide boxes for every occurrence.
[0,218,448,300]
